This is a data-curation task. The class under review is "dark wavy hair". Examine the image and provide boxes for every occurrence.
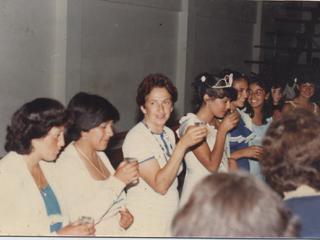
[294,72,317,97]
[172,172,300,237]
[65,92,120,144]
[5,98,66,154]
[269,80,286,115]
[136,73,178,107]
[261,108,320,195]
[245,74,272,124]
[192,72,237,112]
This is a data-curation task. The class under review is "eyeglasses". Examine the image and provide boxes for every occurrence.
[248,89,265,97]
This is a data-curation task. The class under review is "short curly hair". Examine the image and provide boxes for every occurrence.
[136,73,178,107]
[261,108,320,194]
[5,98,66,154]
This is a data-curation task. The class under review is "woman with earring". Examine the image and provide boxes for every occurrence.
[122,73,207,237]
[54,92,139,236]
[0,98,95,236]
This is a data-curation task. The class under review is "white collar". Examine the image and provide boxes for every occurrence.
[284,185,320,200]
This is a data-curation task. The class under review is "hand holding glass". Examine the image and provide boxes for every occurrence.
[124,157,139,185]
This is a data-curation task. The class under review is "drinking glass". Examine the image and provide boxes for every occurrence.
[194,121,206,126]
[77,216,94,225]
[124,157,139,185]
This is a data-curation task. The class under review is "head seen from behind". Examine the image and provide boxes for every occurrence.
[5,98,66,161]
[261,108,320,194]
[65,92,120,151]
[172,171,300,237]
[136,73,177,133]
[192,72,237,118]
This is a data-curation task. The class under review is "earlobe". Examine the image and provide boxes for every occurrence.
[80,130,88,139]
[203,94,211,104]
[140,105,147,114]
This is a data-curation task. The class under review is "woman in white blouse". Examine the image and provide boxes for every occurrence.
[122,73,207,236]
[54,92,139,236]
[0,98,94,236]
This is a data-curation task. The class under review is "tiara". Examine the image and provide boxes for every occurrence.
[211,73,233,89]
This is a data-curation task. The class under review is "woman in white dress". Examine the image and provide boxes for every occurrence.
[178,73,240,208]
[0,98,94,236]
[122,73,207,237]
[54,92,139,236]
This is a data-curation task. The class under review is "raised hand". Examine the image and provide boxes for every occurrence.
[179,125,208,149]
[114,160,139,185]
[219,111,240,133]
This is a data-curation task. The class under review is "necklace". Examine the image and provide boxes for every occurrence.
[142,121,173,161]
[75,145,107,179]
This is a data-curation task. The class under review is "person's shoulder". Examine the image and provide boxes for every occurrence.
[0,151,22,169]
[164,125,175,139]
[178,113,199,136]
[55,143,77,166]
[179,113,198,124]
[123,122,147,144]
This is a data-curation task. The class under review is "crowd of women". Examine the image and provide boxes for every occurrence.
[0,69,319,237]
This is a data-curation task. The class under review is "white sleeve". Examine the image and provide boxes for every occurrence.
[122,130,155,164]
[178,115,197,137]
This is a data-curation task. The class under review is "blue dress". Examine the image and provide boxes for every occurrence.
[229,116,255,171]
[249,118,272,181]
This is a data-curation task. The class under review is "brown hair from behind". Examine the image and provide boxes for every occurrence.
[261,108,320,194]
[172,171,300,237]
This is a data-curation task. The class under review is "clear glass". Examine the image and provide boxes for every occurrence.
[124,157,139,185]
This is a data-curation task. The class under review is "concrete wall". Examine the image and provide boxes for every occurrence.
[184,0,257,113]
[67,0,257,128]
[66,0,182,131]
[0,0,258,154]
[0,0,62,154]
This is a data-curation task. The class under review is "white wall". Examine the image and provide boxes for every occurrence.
[66,0,182,131]
[184,0,257,112]
[0,0,258,155]
[0,0,62,155]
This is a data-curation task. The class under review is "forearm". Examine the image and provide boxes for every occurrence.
[208,130,227,171]
[153,142,187,195]
[230,149,244,160]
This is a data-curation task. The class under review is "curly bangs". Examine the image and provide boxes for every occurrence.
[261,109,320,194]
[65,92,120,143]
[5,98,66,154]
[136,73,178,107]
